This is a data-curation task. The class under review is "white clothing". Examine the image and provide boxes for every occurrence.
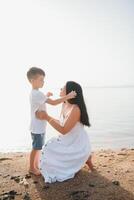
[40,107,91,183]
[29,89,47,134]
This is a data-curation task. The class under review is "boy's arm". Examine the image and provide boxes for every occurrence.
[46,91,76,105]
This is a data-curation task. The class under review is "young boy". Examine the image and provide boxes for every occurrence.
[27,67,76,175]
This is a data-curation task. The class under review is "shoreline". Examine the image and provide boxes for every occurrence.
[0,148,134,200]
[1,145,134,153]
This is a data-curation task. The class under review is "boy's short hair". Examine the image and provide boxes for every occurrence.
[27,67,45,81]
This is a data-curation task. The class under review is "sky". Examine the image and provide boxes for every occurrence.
[0,0,134,89]
[0,0,134,151]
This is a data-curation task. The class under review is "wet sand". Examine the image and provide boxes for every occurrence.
[0,148,134,200]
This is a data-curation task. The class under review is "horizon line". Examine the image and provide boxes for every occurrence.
[85,85,134,88]
[45,85,134,90]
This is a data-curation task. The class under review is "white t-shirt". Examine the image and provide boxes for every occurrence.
[30,89,48,134]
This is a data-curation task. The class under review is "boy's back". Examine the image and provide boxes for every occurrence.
[30,89,47,134]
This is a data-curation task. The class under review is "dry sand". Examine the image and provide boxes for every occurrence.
[0,148,134,200]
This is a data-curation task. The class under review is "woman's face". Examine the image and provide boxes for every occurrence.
[60,85,66,97]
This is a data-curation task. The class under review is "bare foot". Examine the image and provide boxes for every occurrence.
[28,169,41,176]
[86,159,95,171]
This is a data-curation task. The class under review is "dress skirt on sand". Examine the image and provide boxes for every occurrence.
[40,121,91,183]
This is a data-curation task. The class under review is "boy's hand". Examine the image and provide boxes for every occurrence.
[46,92,53,97]
[66,91,77,99]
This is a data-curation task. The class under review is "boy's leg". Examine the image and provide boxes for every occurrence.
[29,149,41,175]
[29,149,37,170]
[34,150,41,169]
[29,133,42,175]
[34,133,45,169]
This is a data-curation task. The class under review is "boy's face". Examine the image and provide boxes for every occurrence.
[30,75,45,88]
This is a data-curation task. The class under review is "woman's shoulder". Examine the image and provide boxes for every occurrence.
[63,103,80,112]
[62,104,80,117]
[71,105,81,115]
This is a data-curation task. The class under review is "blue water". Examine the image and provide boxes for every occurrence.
[85,87,134,150]
[0,87,134,152]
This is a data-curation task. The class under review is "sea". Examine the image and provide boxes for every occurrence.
[0,86,134,152]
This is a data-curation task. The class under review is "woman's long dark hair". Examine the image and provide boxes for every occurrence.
[66,81,91,127]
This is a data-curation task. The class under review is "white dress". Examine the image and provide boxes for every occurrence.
[40,108,91,183]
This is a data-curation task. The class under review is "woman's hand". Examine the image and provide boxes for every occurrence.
[46,92,53,97]
[66,91,77,100]
[36,111,48,120]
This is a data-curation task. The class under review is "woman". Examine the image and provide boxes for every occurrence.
[36,81,93,183]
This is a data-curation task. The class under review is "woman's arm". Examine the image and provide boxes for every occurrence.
[36,106,80,135]
[46,91,76,105]
[36,111,60,124]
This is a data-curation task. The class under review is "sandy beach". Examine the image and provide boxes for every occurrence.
[0,148,134,200]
